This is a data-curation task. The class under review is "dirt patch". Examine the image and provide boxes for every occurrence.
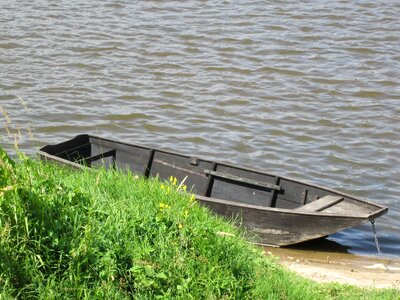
[264,246,400,289]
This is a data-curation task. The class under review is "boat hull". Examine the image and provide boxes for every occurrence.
[196,195,377,246]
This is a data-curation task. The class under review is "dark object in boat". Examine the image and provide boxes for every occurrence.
[39,134,388,246]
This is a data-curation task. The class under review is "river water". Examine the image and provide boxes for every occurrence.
[1,1,399,257]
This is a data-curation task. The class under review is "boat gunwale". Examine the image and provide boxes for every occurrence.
[38,134,388,220]
[195,195,387,220]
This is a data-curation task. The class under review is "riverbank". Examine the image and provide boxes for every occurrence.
[265,246,400,289]
[0,148,399,299]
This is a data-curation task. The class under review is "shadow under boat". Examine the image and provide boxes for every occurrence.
[285,237,351,253]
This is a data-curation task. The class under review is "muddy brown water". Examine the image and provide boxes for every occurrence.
[1,1,399,258]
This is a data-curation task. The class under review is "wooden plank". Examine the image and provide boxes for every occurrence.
[295,195,343,212]
[40,134,89,156]
[144,149,155,177]
[203,162,217,196]
[269,176,280,207]
[275,198,300,209]
[301,189,308,205]
[195,194,368,246]
[54,142,91,157]
[150,151,214,194]
[211,178,273,207]
[204,170,282,191]
[83,149,115,165]
[277,178,309,205]
[113,147,151,174]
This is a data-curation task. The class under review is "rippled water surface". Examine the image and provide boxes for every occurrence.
[1,1,399,257]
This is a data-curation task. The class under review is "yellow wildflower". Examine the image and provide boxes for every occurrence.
[169,176,178,186]
[189,194,196,203]
[159,202,171,210]
[178,223,183,229]
[177,184,187,192]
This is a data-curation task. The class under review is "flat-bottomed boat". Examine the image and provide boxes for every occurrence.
[39,134,388,246]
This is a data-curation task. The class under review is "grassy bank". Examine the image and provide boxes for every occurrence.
[0,147,399,299]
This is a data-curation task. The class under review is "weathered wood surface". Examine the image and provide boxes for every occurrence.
[195,195,368,246]
[39,134,388,246]
[295,195,343,212]
[204,169,282,191]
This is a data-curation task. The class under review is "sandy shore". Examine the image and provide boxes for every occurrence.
[264,246,400,289]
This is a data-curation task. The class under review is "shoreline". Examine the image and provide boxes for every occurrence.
[264,245,400,289]
[1,149,399,298]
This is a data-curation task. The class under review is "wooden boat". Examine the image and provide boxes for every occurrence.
[39,134,388,246]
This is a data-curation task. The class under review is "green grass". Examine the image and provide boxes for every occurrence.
[0,147,399,299]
